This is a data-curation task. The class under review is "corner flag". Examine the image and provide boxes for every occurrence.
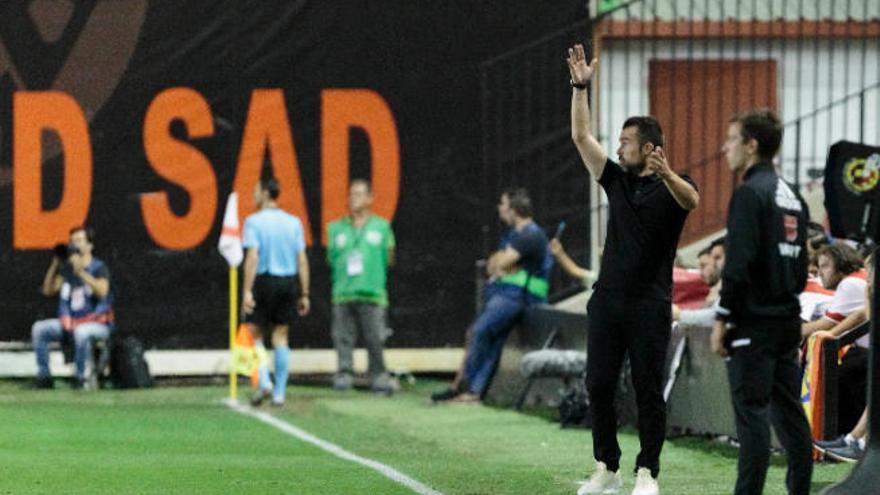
[218,193,243,401]
[218,193,243,267]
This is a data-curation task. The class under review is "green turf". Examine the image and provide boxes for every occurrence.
[0,384,409,495]
[0,380,853,494]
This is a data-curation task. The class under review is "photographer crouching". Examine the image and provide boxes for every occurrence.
[32,226,114,389]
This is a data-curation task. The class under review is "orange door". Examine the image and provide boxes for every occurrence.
[649,59,777,245]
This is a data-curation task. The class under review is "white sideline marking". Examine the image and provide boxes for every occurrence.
[225,399,444,495]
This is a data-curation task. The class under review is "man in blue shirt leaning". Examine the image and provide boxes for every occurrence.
[434,188,552,404]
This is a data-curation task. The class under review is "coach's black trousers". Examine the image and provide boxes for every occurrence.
[726,320,812,495]
[585,291,670,478]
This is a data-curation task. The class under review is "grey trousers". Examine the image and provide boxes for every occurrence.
[331,303,390,386]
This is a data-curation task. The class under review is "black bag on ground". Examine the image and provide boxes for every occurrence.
[110,336,152,389]
[558,380,591,429]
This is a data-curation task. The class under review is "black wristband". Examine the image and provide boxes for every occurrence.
[570,79,587,90]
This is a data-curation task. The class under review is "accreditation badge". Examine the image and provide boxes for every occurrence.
[346,251,364,277]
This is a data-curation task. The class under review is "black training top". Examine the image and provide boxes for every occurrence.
[594,158,696,302]
[718,162,809,324]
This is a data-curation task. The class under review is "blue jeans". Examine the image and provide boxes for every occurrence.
[463,293,526,395]
[32,318,111,380]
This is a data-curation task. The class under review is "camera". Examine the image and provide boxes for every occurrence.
[53,243,81,260]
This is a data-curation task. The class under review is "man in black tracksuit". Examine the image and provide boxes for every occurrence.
[713,110,813,495]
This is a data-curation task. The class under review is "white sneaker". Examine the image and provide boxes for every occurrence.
[631,468,658,495]
[577,462,623,495]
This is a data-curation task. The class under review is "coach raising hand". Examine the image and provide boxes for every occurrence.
[567,43,698,495]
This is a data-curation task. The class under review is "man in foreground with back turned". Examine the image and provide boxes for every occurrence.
[567,43,699,495]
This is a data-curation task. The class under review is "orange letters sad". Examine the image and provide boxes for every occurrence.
[13,88,400,250]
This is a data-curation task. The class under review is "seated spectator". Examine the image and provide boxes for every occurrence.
[799,252,835,322]
[814,255,874,446]
[705,237,725,305]
[32,226,114,389]
[695,246,714,284]
[672,238,725,327]
[801,244,866,339]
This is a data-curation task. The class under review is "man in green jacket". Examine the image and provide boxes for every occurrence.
[327,179,396,394]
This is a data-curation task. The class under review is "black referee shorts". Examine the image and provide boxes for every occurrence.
[246,274,298,330]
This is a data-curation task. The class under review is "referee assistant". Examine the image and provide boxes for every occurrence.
[567,44,699,495]
[712,110,812,495]
[242,177,311,407]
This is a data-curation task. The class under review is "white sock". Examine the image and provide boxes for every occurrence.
[845,433,856,445]
[858,438,866,450]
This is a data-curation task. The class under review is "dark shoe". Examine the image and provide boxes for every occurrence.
[332,373,353,391]
[70,377,85,390]
[371,373,395,397]
[250,388,272,407]
[32,376,54,389]
[814,435,850,452]
[825,443,865,463]
[431,387,459,403]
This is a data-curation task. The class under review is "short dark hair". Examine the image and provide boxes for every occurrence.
[69,225,95,244]
[260,177,281,200]
[697,247,711,258]
[503,187,533,218]
[709,236,726,252]
[730,109,783,160]
[816,243,863,275]
[622,116,664,148]
[350,178,373,193]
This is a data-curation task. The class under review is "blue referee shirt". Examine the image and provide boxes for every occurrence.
[242,208,306,276]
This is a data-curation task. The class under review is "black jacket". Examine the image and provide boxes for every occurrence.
[718,162,809,324]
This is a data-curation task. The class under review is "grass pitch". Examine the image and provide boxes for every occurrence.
[0,380,852,494]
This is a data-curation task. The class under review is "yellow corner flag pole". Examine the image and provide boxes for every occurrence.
[229,266,238,401]
[219,192,243,403]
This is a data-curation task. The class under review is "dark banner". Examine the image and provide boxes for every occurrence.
[0,1,586,349]
[824,141,880,242]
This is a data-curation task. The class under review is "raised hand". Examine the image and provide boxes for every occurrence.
[566,44,598,86]
[646,146,672,179]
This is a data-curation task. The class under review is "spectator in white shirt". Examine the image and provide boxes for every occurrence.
[801,243,866,339]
